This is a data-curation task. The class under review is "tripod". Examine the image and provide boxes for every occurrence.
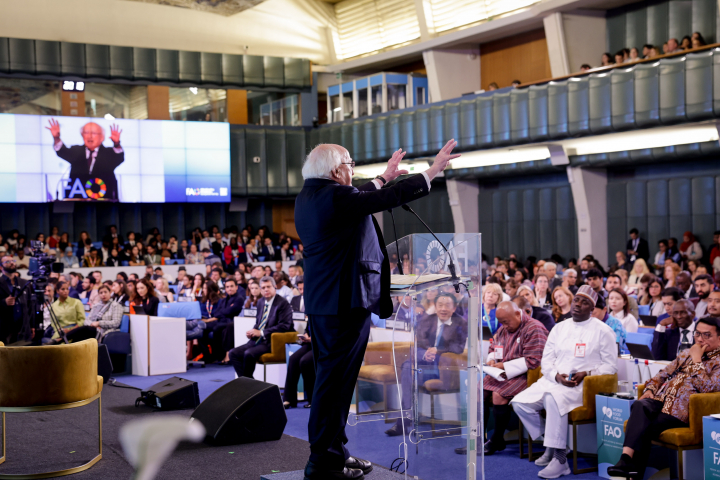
[43,298,69,344]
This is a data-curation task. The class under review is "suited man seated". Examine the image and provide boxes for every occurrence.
[386,292,468,436]
[290,280,305,313]
[651,299,696,361]
[47,119,124,202]
[202,278,247,363]
[228,276,294,378]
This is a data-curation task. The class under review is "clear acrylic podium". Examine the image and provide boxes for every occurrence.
[346,234,483,480]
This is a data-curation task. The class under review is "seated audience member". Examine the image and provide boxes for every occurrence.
[456,302,548,455]
[264,265,273,277]
[693,274,714,318]
[63,284,124,343]
[608,288,638,333]
[675,271,696,299]
[659,287,684,323]
[203,248,221,266]
[79,275,100,306]
[606,273,639,319]
[652,299,696,361]
[127,246,143,266]
[244,279,262,308]
[708,291,720,317]
[61,247,79,268]
[111,280,128,304]
[233,268,248,290]
[199,278,246,363]
[612,251,630,272]
[504,278,519,298]
[200,280,223,320]
[228,276,294,378]
[134,278,160,316]
[515,286,556,332]
[13,249,29,269]
[288,265,301,287]
[534,274,552,310]
[680,231,703,262]
[639,275,665,316]
[482,283,503,334]
[209,267,224,292]
[191,273,205,301]
[512,286,617,478]
[174,267,187,286]
[177,274,193,298]
[273,271,295,303]
[386,293,468,436]
[106,248,121,266]
[593,294,627,352]
[291,280,305,312]
[185,244,200,265]
[544,262,563,291]
[283,325,314,409]
[586,268,608,300]
[224,236,246,267]
[44,282,86,344]
[561,268,579,294]
[83,248,103,268]
[143,245,161,265]
[155,278,174,303]
[609,316,720,479]
[153,267,172,282]
[629,259,650,287]
[551,287,573,323]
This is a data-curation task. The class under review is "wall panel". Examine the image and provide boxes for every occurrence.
[479,29,552,91]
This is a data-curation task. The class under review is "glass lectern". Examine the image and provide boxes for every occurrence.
[346,234,483,480]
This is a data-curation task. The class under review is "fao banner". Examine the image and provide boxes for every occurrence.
[704,416,720,479]
[596,395,634,479]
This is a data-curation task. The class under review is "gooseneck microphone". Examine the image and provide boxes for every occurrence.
[387,209,404,275]
[400,204,460,292]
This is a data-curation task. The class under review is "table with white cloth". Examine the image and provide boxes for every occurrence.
[130,315,187,376]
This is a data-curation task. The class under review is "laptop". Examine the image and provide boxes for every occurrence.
[627,343,655,361]
[132,304,148,315]
[639,315,658,327]
[481,326,493,340]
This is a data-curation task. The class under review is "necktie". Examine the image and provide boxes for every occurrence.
[679,329,691,352]
[87,149,94,172]
[255,303,270,344]
[435,324,445,348]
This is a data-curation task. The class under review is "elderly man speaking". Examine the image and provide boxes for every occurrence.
[511,285,618,479]
[295,140,459,480]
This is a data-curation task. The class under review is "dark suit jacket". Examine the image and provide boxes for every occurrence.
[531,306,556,332]
[416,314,468,356]
[290,295,304,312]
[56,144,124,201]
[295,175,429,318]
[652,325,695,361]
[214,291,246,324]
[254,295,294,344]
[626,238,650,262]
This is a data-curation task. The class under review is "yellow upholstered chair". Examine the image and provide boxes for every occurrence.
[624,384,720,480]
[568,373,618,474]
[258,332,298,382]
[417,350,467,436]
[0,339,103,479]
[519,367,543,459]
[355,342,412,415]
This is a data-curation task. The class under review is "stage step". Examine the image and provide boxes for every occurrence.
[261,466,409,480]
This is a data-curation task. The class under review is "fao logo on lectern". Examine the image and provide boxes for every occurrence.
[425,240,446,273]
[712,431,720,445]
[602,406,613,419]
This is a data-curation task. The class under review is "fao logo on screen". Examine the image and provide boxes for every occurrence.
[185,187,228,197]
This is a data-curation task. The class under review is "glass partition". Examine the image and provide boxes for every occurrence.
[387,84,406,111]
[346,233,483,480]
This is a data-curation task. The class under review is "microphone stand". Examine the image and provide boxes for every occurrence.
[400,204,460,293]
[387,209,404,275]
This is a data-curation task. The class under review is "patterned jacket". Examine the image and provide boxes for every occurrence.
[644,347,720,423]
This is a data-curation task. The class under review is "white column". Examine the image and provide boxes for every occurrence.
[422,46,480,102]
[543,13,570,77]
[567,166,608,267]
[562,12,607,73]
[413,0,432,42]
[447,178,479,234]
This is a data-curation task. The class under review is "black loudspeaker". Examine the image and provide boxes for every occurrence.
[98,344,113,384]
[135,377,200,410]
[191,377,286,446]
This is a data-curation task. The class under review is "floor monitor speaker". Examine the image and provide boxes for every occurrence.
[135,376,200,410]
[190,377,286,445]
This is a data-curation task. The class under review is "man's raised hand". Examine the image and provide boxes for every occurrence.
[110,124,122,144]
[381,148,409,183]
[427,139,460,180]
[45,118,60,139]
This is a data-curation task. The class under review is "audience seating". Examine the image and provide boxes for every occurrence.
[627,332,653,347]
[257,332,299,383]
[418,350,467,437]
[625,384,720,480]
[355,342,412,415]
[0,339,103,478]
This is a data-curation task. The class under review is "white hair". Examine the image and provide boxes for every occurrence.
[302,144,348,179]
[544,261,557,271]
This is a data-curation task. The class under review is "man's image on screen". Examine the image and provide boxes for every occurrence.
[46,118,124,202]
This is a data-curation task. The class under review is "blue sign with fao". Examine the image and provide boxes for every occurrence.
[596,395,634,479]
[704,416,720,479]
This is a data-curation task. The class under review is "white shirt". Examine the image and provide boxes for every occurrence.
[371,171,432,191]
[276,285,294,303]
[512,317,617,416]
[434,316,452,347]
[613,311,638,333]
[696,299,708,319]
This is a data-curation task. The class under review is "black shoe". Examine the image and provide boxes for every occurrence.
[304,461,364,480]
[346,457,373,475]
[454,446,467,455]
[484,438,506,455]
[283,401,295,409]
[384,423,404,437]
[304,403,312,408]
[607,454,639,478]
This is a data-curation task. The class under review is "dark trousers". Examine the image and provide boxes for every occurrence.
[624,398,687,476]
[222,323,236,353]
[308,309,372,470]
[283,343,314,406]
[228,339,271,377]
[202,321,230,361]
[66,326,98,343]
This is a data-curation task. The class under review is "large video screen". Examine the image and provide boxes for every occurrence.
[0,114,231,203]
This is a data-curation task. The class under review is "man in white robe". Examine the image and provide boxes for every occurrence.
[511,285,617,479]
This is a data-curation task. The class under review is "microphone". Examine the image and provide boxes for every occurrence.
[400,204,460,292]
[387,209,404,275]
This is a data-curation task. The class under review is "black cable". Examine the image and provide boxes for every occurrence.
[390,458,407,473]
[107,378,141,390]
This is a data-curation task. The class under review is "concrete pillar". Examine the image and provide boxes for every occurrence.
[567,166,608,267]
[422,46,480,102]
[544,12,607,76]
[447,179,479,234]
[147,85,170,120]
[543,13,570,77]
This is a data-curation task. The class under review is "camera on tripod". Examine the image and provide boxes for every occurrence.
[27,240,64,301]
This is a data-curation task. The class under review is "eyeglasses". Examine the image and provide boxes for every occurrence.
[341,161,355,169]
[693,331,715,340]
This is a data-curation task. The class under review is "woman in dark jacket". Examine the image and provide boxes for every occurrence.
[134,278,160,316]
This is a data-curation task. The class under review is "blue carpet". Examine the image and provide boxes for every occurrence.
[116,367,604,479]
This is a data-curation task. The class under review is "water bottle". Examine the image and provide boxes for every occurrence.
[632,382,638,398]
